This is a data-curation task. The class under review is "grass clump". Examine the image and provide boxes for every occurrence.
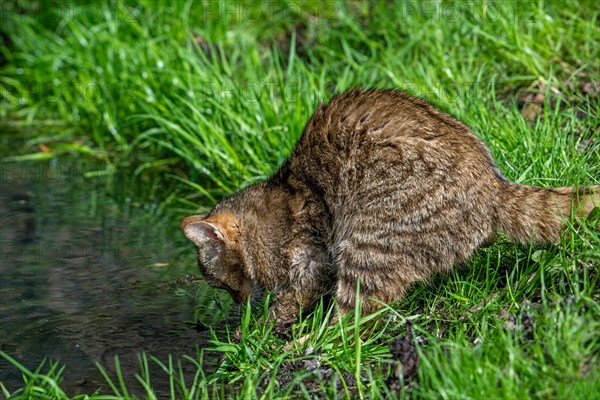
[1,0,599,398]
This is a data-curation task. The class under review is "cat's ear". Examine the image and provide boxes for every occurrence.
[181,212,238,249]
[181,217,223,245]
[180,214,208,230]
[182,220,225,263]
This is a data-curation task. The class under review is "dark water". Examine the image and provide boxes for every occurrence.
[0,158,233,395]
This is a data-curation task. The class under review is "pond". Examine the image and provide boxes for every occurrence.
[0,157,234,396]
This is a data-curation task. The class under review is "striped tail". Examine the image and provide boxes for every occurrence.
[496,183,600,244]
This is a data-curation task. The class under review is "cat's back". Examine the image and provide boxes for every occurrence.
[295,89,473,154]
[281,88,501,269]
[287,89,499,202]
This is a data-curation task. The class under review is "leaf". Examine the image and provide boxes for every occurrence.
[145,263,169,268]
[50,143,101,156]
[1,152,55,162]
[38,143,53,153]
[531,250,547,263]
[210,344,238,353]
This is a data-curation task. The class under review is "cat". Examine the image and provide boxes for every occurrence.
[181,88,599,326]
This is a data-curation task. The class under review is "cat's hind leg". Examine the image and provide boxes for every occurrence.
[332,240,432,318]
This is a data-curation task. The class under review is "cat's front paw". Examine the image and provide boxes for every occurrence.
[273,320,294,340]
[231,326,243,343]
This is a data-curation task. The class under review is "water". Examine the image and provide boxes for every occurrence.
[0,158,233,396]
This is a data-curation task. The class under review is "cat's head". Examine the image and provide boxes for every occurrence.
[181,212,253,303]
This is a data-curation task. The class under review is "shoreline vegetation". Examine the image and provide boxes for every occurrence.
[1,1,599,398]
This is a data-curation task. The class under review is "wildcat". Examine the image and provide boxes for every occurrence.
[181,88,599,325]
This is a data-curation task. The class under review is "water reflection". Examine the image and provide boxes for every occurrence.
[0,159,232,395]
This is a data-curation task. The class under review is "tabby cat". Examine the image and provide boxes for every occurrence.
[181,88,599,325]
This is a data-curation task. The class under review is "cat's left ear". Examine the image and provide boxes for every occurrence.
[181,212,238,247]
[181,220,226,263]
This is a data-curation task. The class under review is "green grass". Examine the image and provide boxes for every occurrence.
[1,0,599,398]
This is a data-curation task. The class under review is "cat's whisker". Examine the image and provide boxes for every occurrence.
[197,280,209,290]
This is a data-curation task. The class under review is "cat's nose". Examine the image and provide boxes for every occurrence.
[230,291,243,304]
[240,292,250,304]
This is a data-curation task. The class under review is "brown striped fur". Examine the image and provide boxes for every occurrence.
[182,88,599,323]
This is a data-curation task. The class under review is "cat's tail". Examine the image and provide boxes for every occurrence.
[496,183,600,245]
